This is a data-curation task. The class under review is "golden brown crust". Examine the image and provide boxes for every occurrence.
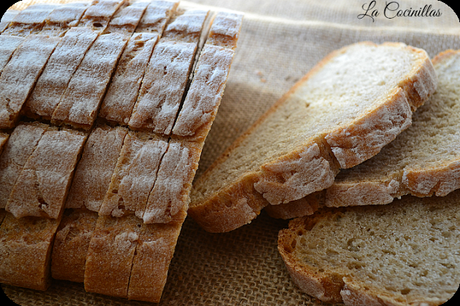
[127,210,186,302]
[0,212,61,291]
[189,172,268,233]
[84,214,142,298]
[51,208,98,283]
[265,192,321,220]
[278,215,345,303]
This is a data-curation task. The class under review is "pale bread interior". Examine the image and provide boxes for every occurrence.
[281,194,460,304]
[192,43,419,204]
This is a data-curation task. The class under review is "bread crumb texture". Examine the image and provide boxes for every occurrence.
[279,192,460,305]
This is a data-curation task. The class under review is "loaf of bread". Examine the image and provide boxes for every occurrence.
[267,49,460,220]
[278,191,460,305]
[0,0,242,303]
[189,41,437,233]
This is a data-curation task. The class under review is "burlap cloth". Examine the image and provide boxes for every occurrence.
[2,0,460,305]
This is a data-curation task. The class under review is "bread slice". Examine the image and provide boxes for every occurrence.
[40,1,90,36]
[0,122,48,209]
[50,32,128,130]
[0,34,60,129]
[188,42,437,233]
[0,9,19,33]
[5,127,87,219]
[0,36,24,76]
[65,123,128,212]
[51,208,98,283]
[278,191,460,305]
[77,0,126,33]
[0,211,61,291]
[97,1,180,125]
[23,28,99,121]
[2,3,60,36]
[268,49,460,220]
[84,214,143,298]
[127,209,186,302]
[98,131,169,218]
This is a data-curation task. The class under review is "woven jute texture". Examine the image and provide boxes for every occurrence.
[2,0,460,305]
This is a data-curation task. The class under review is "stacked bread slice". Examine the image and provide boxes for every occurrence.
[189,41,437,233]
[0,0,242,302]
[274,49,460,305]
[186,32,460,304]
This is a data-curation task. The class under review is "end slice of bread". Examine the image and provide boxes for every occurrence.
[278,191,460,305]
[189,42,437,232]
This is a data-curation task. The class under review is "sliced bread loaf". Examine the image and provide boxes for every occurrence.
[278,191,460,305]
[267,49,460,220]
[189,42,437,232]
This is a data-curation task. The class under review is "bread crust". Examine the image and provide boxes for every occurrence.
[190,42,437,232]
[0,212,61,291]
[278,216,344,303]
[51,208,98,283]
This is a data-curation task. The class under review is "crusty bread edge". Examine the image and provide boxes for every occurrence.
[190,42,436,232]
[277,210,449,306]
[278,215,345,303]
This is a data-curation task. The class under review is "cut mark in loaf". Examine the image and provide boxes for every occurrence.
[278,191,460,305]
[189,41,437,233]
[98,131,169,218]
[0,211,62,291]
[40,1,90,36]
[23,28,99,121]
[51,208,98,283]
[128,40,198,134]
[98,0,180,125]
[2,3,60,36]
[65,123,128,212]
[51,32,128,130]
[126,8,209,132]
[0,10,20,33]
[267,49,460,220]
[0,34,60,129]
[77,0,126,33]
[0,36,25,76]
[5,127,87,219]
[84,214,143,298]
[0,122,48,209]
